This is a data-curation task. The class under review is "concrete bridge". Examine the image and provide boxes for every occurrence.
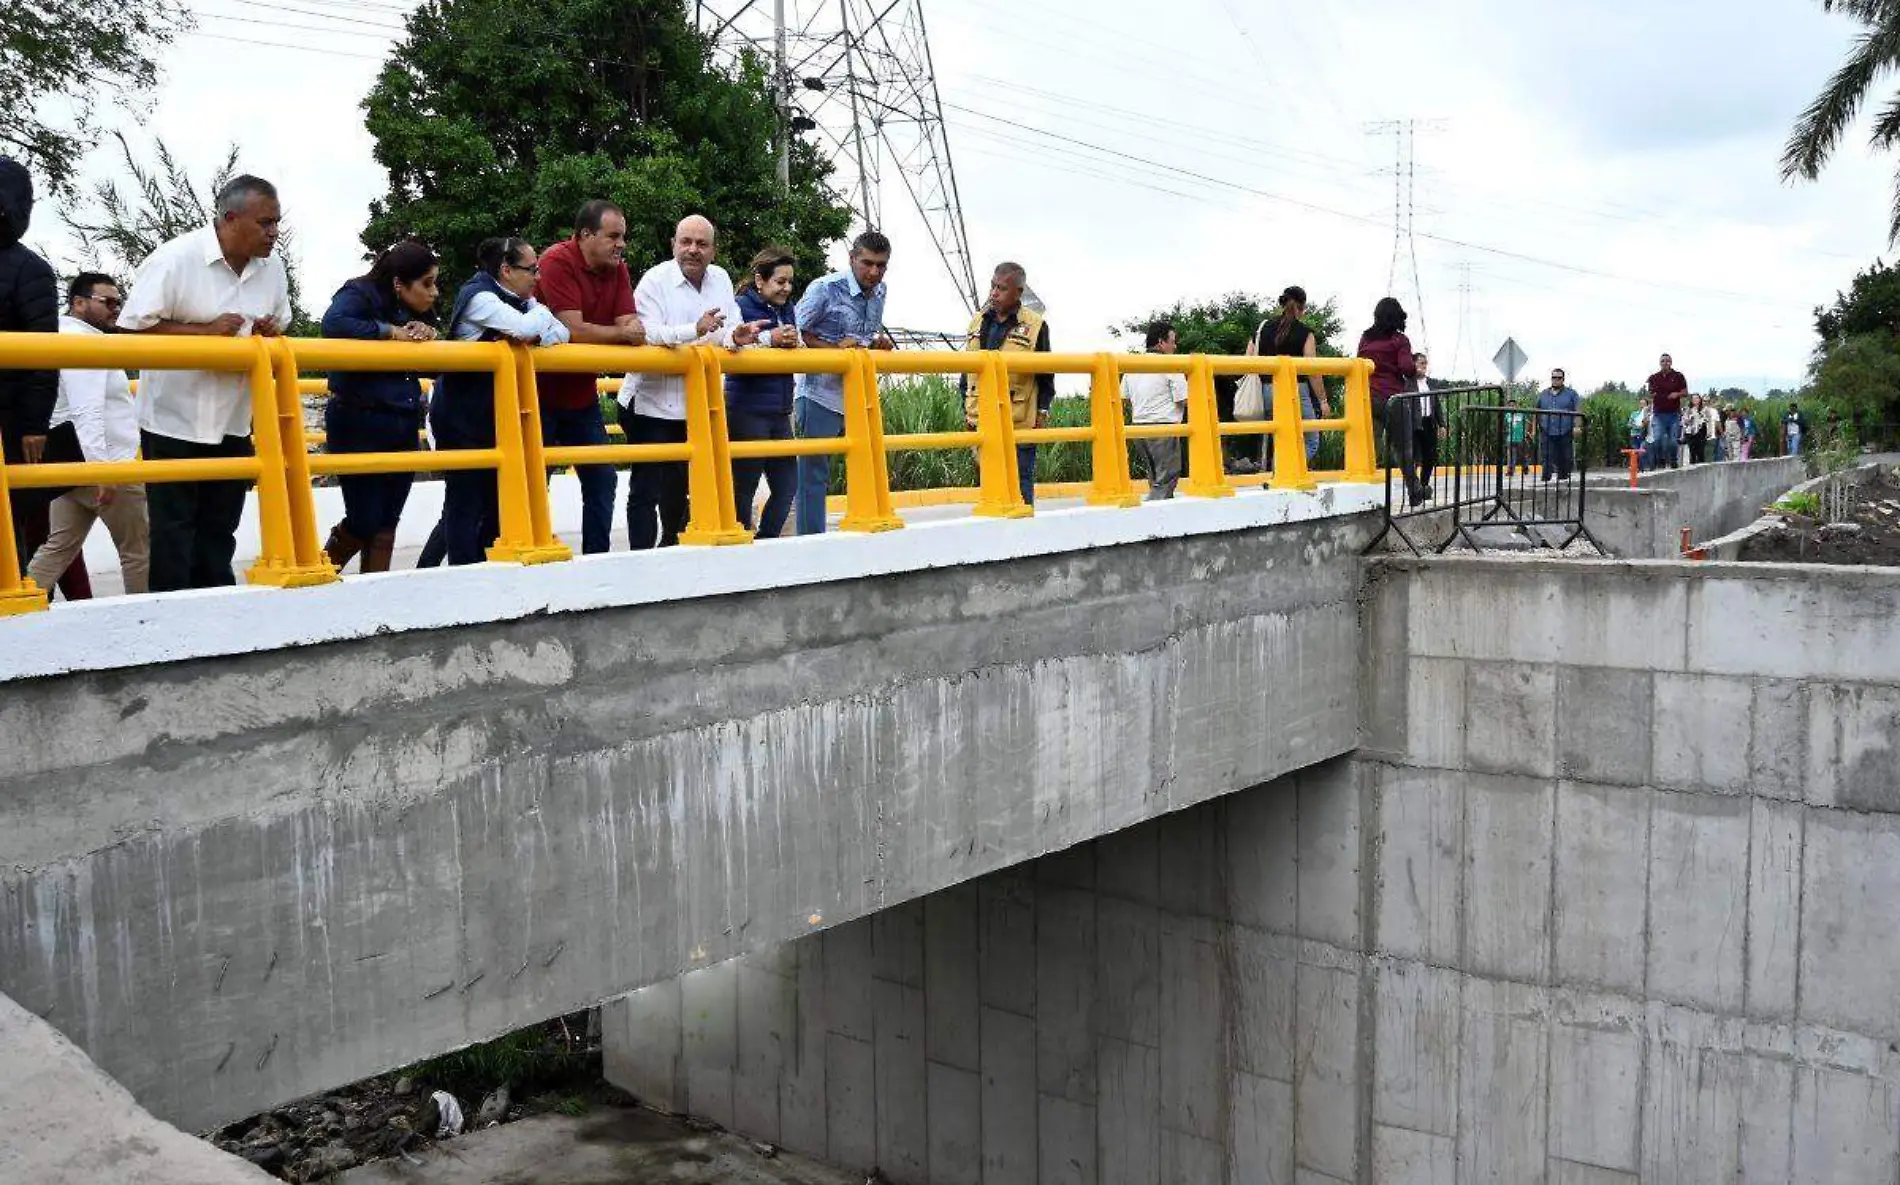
[6,458,1900,1184]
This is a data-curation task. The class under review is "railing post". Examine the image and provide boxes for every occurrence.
[1342,359,1378,481]
[1086,352,1140,508]
[487,342,572,564]
[511,344,573,559]
[1177,354,1234,499]
[679,346,752,545]
[0,448,48,615]
[246,338,338,588]
[839,350,903,532]
[971,352,1031,518]
[1267,356,1317,491]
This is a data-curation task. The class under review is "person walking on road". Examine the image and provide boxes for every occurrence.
[1253,285,1331,461]
[1645,353,1687,470]
[793,231,891,536]
[1537,368,1582,482]
[1123,320,1188,500]
[1356,297,1420,503]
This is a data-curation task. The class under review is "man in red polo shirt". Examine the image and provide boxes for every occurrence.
[1646,352,1688,470]
[534,199,645,553]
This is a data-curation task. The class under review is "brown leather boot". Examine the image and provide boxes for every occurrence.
[325,523,365,572]
[360,530,397,574]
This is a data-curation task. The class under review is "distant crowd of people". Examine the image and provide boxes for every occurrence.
[1623,354,1809,470]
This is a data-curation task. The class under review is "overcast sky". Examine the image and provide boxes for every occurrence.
[43,0,1900,394]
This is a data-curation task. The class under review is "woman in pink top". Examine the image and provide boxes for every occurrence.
[1357,297,1422,504]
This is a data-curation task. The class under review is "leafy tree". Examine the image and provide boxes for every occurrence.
[1813,257,1900,342]
[360,0,851,292]
[1809,333,1900,443]
[1589,379,1634,398]
[1113,292,1345,358]
[1716,387,1751,403]
[63,133,317,334]
[1,0,185,197]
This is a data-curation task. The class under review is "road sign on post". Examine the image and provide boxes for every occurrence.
[1493,338,1528,384]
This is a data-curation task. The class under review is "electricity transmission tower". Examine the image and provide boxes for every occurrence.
[1365,118,1443,351]
[694,0,980,317]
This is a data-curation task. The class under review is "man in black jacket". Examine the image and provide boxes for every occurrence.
[0,157,62,579]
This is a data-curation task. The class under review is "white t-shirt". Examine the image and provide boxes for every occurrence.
[51,315,139,462]
[622,259,744,420]
[117,224,292,444]
[1123,372,1187,424]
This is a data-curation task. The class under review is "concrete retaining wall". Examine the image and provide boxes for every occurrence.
[1585,456,1804,556]
[0,511,1372,1133]
[629,555,1900,1184]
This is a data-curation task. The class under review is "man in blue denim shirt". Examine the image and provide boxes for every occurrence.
[793,231,892,535]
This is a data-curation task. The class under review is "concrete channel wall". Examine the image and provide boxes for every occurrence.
[0,505,1373,1134]
[1585,456,1804,556]
[624,555,1900,1184]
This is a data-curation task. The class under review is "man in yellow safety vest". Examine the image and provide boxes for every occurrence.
[962,261,1053,505]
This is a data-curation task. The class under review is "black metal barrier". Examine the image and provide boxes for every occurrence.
[1367,389,1601,554]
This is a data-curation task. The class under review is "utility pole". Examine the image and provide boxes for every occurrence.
[1365,117,1444,351]
[774,0,790,192]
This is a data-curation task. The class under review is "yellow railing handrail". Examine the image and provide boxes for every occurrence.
[0,334,1375,615]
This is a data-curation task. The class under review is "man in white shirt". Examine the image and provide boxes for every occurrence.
[27,273,149,594]
[116,175,291,591]
[619,214,767,548]
[1122,321,1188,500]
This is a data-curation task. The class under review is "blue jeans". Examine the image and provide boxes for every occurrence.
[1648,411,1680,469]
[1301,387,1321,460]
[794,398,844,536]
[430,389,498,566]
[1018,444,1038,505]
[542,404,615,555]
[325,399,420,538]
[730,408,796,539]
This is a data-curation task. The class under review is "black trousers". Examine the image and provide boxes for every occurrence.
[622,407,688,549]
[141,431,253,592]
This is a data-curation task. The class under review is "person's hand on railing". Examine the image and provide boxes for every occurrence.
[618,321,648,347]
[871,332,895,351]
[393,322,437,343]
[19,435,45,464]
[696,308,727,337]
[205,313,247,337]
[730,320,772,347]
[255,316,284,338]
[769,324,800,349]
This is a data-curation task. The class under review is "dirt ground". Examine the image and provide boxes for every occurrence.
[1737,470,1900,566]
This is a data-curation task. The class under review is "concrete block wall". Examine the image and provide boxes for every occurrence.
[1583,456,1803,557]
[1358,556,1900,1185]
[622,555,1900,1184]
[604,759,1379,1185]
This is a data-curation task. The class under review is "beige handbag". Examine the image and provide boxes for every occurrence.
[1232,318,1271,420]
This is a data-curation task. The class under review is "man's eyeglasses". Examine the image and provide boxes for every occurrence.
[506,260,540,276]
[83,293,124,311]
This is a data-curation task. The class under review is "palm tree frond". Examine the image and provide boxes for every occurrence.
[1782,28,1900,181]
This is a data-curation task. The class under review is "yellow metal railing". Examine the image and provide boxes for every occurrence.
[0,335,1375,615]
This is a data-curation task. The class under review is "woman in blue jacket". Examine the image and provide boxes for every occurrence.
[319,239,439,573]
[727,246,802,538]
